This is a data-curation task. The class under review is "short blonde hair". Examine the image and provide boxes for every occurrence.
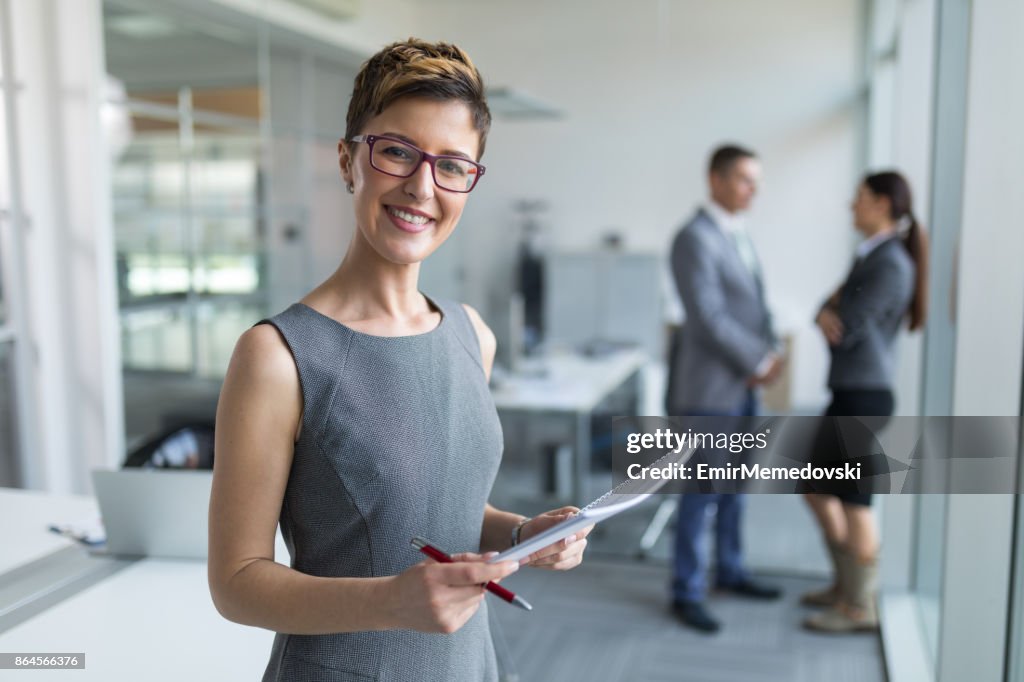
[345,38,492,158]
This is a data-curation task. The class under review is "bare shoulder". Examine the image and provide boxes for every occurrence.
[460,303,496,350]
[229,323,295,378]
[460,303,497,379]
[220,323,302,439]
[209,324,301,584]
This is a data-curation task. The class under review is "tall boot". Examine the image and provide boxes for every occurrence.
[803,551,878,632]
[800,540,844,608]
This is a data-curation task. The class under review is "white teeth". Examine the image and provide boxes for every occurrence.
[388,207,430,224]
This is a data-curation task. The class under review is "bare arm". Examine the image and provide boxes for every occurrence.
[208,324,517,634]
[208,325,391,633]
[462,304,591,568]
[459,304,522,552]
[461,303,497,381]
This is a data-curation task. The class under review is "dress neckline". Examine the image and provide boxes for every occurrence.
[295,293,446,341]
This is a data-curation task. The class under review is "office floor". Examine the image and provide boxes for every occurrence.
[489,467,885,682]
[492,559,886,682]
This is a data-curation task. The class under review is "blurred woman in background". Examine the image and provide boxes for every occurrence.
[802,170,929,633]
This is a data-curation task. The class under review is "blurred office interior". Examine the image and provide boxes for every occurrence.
[0,0,1022,680]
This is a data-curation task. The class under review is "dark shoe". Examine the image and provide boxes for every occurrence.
[715,578,782,600]
[671,600,721,633]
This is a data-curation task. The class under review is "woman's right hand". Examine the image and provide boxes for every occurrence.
[387,553,519,634]
[816,308,845,346]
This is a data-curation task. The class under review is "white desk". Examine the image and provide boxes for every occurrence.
[0,488,287,681]
[0,559,275,681]
[0,489,98,576]
[490,349,645,505]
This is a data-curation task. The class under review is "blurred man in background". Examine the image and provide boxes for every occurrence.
[665,144,784,633]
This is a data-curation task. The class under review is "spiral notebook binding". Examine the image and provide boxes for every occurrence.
[580,445,697,512]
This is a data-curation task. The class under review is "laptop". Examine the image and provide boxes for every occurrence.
[91,468,213,559]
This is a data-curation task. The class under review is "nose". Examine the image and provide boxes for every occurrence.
[403,160,435,201]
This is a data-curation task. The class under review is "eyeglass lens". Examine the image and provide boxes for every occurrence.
[370,138,479,192]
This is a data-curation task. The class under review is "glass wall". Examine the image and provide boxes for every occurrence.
[1010,430,1024,682]
[104,2,266,386]
[910,0,972,664]
[874,1,1024,679]
[103,0,357,443]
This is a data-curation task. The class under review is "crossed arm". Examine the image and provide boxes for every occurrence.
[816,261,908,348]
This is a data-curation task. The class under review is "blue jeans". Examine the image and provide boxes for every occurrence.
[672,392,757,604]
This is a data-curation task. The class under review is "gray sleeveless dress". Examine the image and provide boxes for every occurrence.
[258,296,502,682]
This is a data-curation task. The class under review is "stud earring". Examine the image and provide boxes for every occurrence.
[347,183,354,194]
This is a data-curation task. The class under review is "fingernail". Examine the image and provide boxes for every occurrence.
[506,562,519,572]
[484,552,499,559]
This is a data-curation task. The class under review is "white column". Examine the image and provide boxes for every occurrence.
[937,0,1024,680]
[8,0,123,493]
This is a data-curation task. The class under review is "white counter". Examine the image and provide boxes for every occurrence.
[0,487,286,681]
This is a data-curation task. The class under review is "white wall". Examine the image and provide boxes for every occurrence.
[416,0,864,410]
[130,0,868,411]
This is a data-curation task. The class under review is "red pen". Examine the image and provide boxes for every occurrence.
[410,536,533,611]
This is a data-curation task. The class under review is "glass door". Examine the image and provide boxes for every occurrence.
[104,1,269,442]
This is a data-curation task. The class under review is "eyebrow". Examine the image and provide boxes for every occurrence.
[381,131,473,160]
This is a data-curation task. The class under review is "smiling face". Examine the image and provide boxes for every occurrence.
[338,97,480,266]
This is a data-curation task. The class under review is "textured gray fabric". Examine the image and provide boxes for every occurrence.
[824,237,914,390]
[666,208,776,413]
[258,296,502,682]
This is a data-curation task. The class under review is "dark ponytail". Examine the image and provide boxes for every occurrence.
[901,215,929,331]
[863,171,930,331]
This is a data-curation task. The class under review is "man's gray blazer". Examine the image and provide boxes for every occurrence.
[666,208,775,413]
[825,236,914,390]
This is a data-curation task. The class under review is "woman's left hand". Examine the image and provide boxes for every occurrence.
[816,308,845,346]
[516,506,594,570]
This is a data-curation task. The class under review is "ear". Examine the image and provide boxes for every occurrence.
[708,170,723,196]
[876,193,893,218]
[338,138,353,184]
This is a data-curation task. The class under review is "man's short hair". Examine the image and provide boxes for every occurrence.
[708,145,757,176]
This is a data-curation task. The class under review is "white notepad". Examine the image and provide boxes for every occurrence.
[490,444,698,564]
